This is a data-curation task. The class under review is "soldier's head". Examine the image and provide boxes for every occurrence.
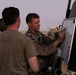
[0,18,7,32]
[2,7,20,29]
[26,13,41,31]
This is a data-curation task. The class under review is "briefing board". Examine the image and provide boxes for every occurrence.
[60,18,76,64]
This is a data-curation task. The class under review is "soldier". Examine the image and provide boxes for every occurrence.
[0,7,39,75]
[25,13,65,75]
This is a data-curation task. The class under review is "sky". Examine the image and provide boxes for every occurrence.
[0,0,75,31]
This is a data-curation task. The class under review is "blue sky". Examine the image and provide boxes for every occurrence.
[0,0,75,31]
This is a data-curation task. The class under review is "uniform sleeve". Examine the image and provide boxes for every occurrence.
[25,37,38,59]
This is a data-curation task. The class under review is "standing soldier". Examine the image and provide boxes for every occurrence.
[25,13,65,75]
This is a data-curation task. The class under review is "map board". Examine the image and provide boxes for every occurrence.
[60,18,76,64]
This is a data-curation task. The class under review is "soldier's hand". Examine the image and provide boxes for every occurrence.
[58,29,65,41]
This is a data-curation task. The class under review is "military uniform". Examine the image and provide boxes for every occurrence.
[26,29,60,75]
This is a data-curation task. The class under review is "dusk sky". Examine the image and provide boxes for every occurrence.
[0,0,75,31]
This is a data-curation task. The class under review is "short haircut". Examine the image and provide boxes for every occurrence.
[2,7,19,26]
[26,13,40,24]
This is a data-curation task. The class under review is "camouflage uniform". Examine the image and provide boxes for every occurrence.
[26,29,58,75]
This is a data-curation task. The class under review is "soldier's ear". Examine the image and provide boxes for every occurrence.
[28,22,31,27]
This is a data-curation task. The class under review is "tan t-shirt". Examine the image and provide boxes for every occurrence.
[0,30,37,75]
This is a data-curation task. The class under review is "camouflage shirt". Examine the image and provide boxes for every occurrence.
[25,29,58,74]
[26,29,57,56]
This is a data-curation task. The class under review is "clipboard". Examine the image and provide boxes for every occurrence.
[60,18,76,64]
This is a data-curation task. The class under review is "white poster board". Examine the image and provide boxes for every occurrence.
[60,18,76,64]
